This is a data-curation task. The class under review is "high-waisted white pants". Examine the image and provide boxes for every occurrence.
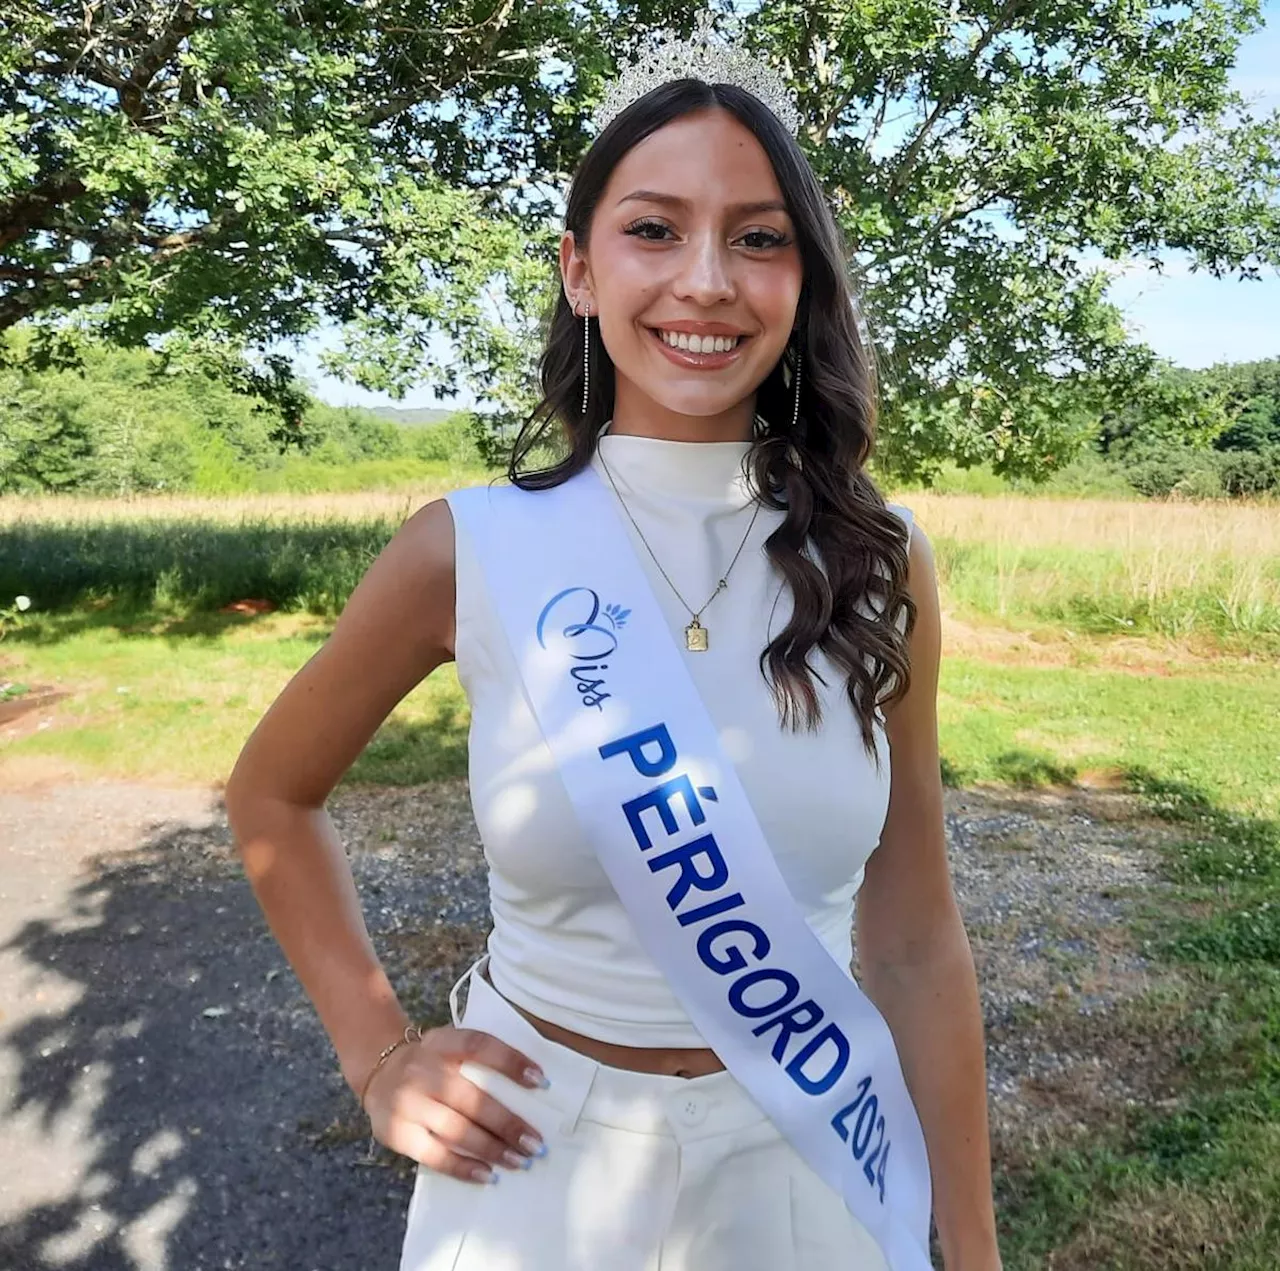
[398,954,890,1271]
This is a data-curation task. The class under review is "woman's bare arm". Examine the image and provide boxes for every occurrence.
[223,497,458,1097]
[856,525,1002,1271]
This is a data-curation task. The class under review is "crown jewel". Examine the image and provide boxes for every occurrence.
[591,10,802,137]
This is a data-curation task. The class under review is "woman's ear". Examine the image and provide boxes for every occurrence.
[559,230,590,311]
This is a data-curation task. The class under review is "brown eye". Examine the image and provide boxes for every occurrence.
[741,230,789,250]
[622,218,671,241]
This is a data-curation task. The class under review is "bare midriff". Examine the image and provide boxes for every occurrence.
[480,964,726,1079]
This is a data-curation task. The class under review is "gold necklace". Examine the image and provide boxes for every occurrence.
[596,425,764,652]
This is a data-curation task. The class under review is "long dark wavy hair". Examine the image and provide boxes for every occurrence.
[506,78,915,765]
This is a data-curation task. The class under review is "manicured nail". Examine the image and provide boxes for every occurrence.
[519,1133,547,1158]
[472,1165,500,1184]
[524,1067,551,1089]
[501,1149,532,1170]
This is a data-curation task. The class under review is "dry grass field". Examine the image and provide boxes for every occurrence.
[5,482,1277,547]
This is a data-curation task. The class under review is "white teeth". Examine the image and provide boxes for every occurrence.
[656,329,741,354]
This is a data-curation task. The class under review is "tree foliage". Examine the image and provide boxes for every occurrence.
[2,0,1278,477]
[0,327,485,495]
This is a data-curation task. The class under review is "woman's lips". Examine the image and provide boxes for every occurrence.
[647,326,750,369]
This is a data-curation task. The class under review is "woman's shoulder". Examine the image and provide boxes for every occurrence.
[882,500,915,547]
[392,496,459,659]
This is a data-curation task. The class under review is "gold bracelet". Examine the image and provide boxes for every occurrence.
[359,1023,423,1114]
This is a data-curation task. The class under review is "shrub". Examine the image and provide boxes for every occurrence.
[1120,439,1224,499]
[1218,444,1280,497]
[408,412,485,466]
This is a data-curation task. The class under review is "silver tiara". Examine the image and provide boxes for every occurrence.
[590,9,802,137]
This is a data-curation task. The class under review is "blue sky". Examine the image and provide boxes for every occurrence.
[294,12,1280,412]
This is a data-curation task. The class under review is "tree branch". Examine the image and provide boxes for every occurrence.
[886,0,1028,202]
[119,0,202,122]
[134,215,234,263]
[812,82,859,148]
[0,174,89,251]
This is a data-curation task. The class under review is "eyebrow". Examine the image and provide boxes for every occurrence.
[616,189,790,217]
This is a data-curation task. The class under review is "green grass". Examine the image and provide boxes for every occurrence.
[0,604,470,786]
[5,607,1276,812]
[934,538,1280,646]
[938,657,1280,820]
[994,962,1280,1268]
[0,515,405,616]
[987,774,1280,1267]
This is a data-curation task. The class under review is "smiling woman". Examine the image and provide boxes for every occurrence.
[226,15,1001,1271]
[560,120,803,426]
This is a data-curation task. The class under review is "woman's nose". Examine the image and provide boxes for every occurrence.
[672,234,736,305]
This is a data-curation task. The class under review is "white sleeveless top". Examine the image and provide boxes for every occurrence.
[448,424,914,1047]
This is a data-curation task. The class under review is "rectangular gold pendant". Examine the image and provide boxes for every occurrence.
[685,620,708,652]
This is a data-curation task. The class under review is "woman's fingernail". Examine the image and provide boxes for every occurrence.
[519,1133,548,1158]
[501,1149,531,1170]
[524,1067,551,1089]
[472,1165,500,1185]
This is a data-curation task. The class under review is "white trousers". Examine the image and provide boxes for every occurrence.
[398,954,890,1271]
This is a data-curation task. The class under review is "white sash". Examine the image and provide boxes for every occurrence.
[448,467,933,1271]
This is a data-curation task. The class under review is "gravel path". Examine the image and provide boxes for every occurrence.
[0,777,1177,1269]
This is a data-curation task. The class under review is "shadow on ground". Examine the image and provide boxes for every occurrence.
[0,780,489,1271]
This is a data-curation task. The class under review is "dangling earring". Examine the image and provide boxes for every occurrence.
[790,335,802,431]
[580,299,591,417]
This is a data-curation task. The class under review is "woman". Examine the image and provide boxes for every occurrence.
[226,52,1001,1271]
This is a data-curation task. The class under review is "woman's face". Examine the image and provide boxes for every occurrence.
[561,107,804,439]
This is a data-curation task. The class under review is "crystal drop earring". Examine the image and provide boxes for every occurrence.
[790,335,802,431]
[580,299,591,417]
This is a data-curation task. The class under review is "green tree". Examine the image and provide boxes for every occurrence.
[0,0,593,445]
[1203,357,1280,449]
[1093,363,1233,454]
[2,1,1278,478]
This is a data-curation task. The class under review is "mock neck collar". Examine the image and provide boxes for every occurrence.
[589,418,758,503]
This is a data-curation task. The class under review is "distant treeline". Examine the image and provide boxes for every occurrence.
[1090,357,1280,500]
[0,340,487,498]
[1,338,1278,500]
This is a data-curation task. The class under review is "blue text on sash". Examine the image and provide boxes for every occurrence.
[599,721,894,1203]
